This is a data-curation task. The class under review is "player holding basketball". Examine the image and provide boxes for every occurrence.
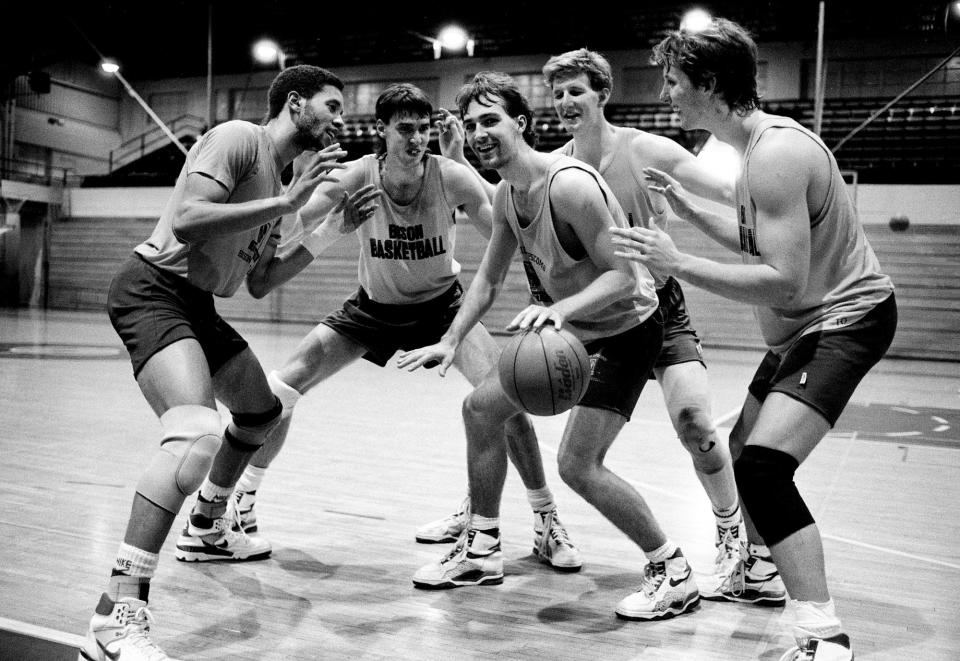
[227,82,582,573]
[81,65,350,661]
[537,47,779,603]
[611,18,896,660]
[398,72,700,621]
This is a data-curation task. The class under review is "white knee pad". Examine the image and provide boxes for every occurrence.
[136,405,222,513]
[268,370,301,419]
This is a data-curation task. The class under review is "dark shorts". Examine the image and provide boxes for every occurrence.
[107,254,248,378]
[654,276,705,370]
[579,309,664,420]
[321,282,465,367]
[747,293,897,426]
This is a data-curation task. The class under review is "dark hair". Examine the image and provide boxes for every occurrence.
[455,71,538,147]
[542,48,613,93]
[264,64,344,123]
[375,83,433,123]
[652,17,760,115]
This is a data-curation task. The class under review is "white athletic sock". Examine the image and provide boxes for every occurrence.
[748,542,772,559]
[526,486,555,512]
[713,502,742,529]
[644,540,679,564]
[113,542,158,578]
[787,598,842,645]
[198,478,233,503]
[236,465,266,494]
[470,514,500,534]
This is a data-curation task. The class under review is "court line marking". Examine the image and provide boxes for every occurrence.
[536,411,960,573]
[0,615,85,648]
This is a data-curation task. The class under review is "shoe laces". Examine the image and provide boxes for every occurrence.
[537,510,572,555]
[719,557,747,597]
[714,526,744,565]
[125,606,170,660]
[442,528,473,564]
[637,561,667,597]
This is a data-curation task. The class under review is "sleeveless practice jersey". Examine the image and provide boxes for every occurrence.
[497,155,658,342]
[356,154,460,304]
[560,128,669,287]
[135,121,283,297]
[737,115,894,353]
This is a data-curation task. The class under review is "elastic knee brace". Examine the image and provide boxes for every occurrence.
[226,396,283,452]
[734,445,814,546]
[137,405,222,513]
[267,371,301,419]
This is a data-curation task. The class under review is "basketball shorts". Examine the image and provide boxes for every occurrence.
[654,276,705,370]
[747,293,897,426]
[107,254,248,378]
[578,309,665,421]
[320,281,465,367]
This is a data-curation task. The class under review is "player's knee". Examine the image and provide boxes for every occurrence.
[734,445,814,545]
[227,397,283,451]
[556,446,593,494]
[137,405,223,513]
[675,405,720,455]
[268,370,301,419]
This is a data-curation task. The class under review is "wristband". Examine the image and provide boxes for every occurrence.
[299,216,342,257]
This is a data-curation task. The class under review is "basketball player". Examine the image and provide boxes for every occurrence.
[611,19,896,660]
[228,83,582,573]
[80,65,350,661]
[538,48,778,602]
[397,72,700,621]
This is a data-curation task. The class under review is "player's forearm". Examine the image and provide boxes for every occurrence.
[674,254,802,307]
[247,246,313,299]
[175,195,294,242]
[552,269,635,322]
[441,277,500,347]
[684,207,742,253]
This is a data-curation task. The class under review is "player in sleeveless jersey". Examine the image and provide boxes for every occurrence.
[611,19,896,661]
[538,47,781,604]
[226,83,583,575]
[398,72,701,621]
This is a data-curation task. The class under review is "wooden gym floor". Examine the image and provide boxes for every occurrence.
[1,309,958,660]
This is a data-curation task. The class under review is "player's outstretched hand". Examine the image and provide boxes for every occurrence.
[642,167,697,221]
[506,305,563,332]
[610,224,682,275]
[285,144,348,211]
[332,184,382,233]
[397,340,456,377]
[435,108,466,161]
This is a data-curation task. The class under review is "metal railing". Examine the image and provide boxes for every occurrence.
[108,114,206,172]
[0,157,79,187]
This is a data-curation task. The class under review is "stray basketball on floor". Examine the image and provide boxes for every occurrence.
[498,325,591,416]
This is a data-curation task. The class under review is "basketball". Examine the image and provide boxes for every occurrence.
[498,325,591,416]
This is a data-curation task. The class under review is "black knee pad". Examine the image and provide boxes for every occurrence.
[227,396,283,452]
[734,445,814,546]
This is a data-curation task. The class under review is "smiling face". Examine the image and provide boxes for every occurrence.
[659,64,713,131]
[462,96,526,170]
[551,72,607,133]
[293,84,345,151]
[378,111,432,167]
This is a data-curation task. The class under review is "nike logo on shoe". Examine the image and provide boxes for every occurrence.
[668,567,692,587]
[98,639,121,660]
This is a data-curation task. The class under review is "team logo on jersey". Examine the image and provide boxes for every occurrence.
[369,223,446,260]
[519,246,553,304]
[738,204,761,256]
